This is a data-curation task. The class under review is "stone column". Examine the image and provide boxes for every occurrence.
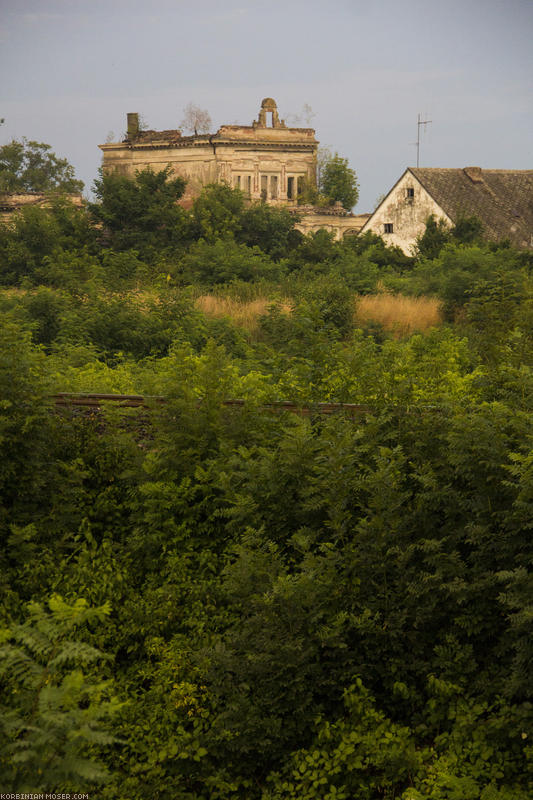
[280,164,287,200]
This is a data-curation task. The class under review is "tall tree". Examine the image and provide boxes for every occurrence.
[319,152,359,210]
[0,138,83,193]
[415,214,451,259]
[90,166,190,257]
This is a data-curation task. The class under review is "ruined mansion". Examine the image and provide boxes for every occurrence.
[97,97,532,253]
[99,98,369,239]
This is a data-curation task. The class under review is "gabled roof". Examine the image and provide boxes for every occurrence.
[410,167,533,248]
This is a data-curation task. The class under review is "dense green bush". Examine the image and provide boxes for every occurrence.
[178,237,285,285]
[0,169,532,798]
[90,166,191,258]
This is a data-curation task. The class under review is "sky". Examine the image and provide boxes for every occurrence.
[1,0,532,211]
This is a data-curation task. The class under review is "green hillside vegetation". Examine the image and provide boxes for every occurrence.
[1,167,532,798]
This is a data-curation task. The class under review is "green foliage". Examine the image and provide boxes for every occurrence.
[0,595,120,791]
[179,237,283,285]
[343,230,414,272]
[416,214,486,260]
[191,183,245,242]
[415,214,452,260]
[408,242,524,320]
[296,175,320,205]
[452,214,484,245]
[0,138,84,193]
[266,679,419,799]
[291,228,339,268]
[90,166,190,258]
[238,202,300,259]
[0,198,95,286]
[319,152,359,210]
[0,156,532,799]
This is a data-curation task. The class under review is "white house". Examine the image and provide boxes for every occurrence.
[361,167,533,253]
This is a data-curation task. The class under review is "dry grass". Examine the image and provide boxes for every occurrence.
[195,292,441,339]
[2,285,440,340]
[195,294,292,334]
[355,293,442,337]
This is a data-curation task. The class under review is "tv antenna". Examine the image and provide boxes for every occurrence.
[414,113,432,167]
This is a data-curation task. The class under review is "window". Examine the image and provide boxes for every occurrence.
[287,176,295,200]
[270,175,278,199]
[261,175,268,201]
[246,175,252,196]
[234,175,241,189]
[384,223,394,234]
[406,187,414,199]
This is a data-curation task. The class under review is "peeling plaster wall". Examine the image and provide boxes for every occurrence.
[362,171,452,254]
[99,139,316,207]
[294,211,370,240]
[99,99,318,210]
[98,143,218,208]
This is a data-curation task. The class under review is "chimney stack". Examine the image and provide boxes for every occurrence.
[127,112,139,138]
[463,166,483,184]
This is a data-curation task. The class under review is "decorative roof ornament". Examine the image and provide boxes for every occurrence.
[254,98,286,129]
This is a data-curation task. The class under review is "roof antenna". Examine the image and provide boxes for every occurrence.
[415,113,432,167]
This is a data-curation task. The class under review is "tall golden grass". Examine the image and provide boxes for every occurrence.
[196,292,442,338]
[195,294,292,334]
[355,293,442,337]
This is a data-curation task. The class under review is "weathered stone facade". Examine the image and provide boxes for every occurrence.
[362,167,533,253]
[360,170,450,253]
[99,98,318,209]
[0,192,83,226]
[293,205,370,240]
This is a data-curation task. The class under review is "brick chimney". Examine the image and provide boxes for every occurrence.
[463,166,483,184]
[127,112,139,138]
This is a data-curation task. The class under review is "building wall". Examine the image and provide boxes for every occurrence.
[99,142,316,209]
[361,170,452,253]
[0,192,83,226]
[98,142,219,207]
[294,210,370,240]
[99,102,317,209]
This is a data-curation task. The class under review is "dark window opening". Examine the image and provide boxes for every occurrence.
[261,175,268,201]
[384,223,394,234]
[287,176,295,200]
[406,187,414,198]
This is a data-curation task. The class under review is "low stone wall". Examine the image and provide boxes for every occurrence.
[292,206,371,240]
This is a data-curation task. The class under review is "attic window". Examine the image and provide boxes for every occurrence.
[384,223,394,234]
[406,187,414,199]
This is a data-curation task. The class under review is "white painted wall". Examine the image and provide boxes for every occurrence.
[361,170,452,254]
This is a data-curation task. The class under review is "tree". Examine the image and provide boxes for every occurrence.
[179,238,281,285]
[238,201,300,259]
[0,197,96,286]
[319,152,359,210]
[90,166,190,257]
[180,103,212,136]
[0,138,84,193]
[0,594,119,792]
[316,146,333,188]
[451,214,484,245]
[191,183,245,242]
[415,214,452,260]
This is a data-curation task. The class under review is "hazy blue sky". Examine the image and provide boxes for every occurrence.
[1,0,532,210]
